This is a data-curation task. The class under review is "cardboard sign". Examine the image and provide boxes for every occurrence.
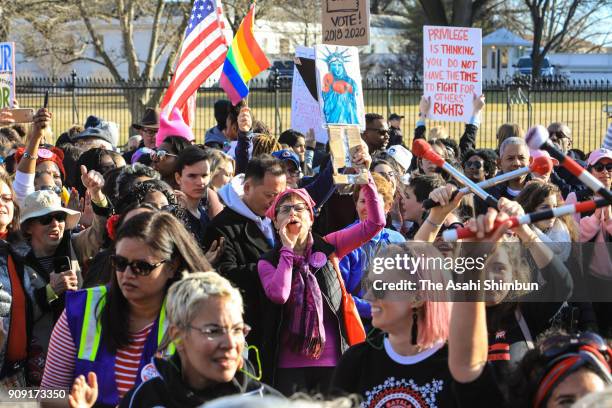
[328,125,368,184]
[0,42,15,109]
[423,26,482,122]
[321,0,370,46]
[315,45,365,131]
[291,46,328,144]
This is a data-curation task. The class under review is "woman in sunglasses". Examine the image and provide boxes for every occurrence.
[41,211,211,407]
[565,148,612,336]
[116,272,279,407]
[461,148,498,184]
[257,169,385,395]
[152,136,192,189]
[0,172,37,387]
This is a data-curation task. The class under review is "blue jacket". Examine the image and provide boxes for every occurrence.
[338,223,405,318]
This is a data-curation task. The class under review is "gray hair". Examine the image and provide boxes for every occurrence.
[166,272,243,330]
[499,137,528,158]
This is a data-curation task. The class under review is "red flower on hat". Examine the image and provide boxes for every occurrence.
[106,214,121,241]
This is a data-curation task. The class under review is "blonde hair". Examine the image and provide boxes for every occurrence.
[208,149,235,189]
[428,127,448,140]
[166,272,243,330]
[252,134,282,157]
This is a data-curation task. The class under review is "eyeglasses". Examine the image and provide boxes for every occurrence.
[464,161,483,170]
[188,324,251,341]
[36,212,67,225]
[152,149,177,161]
[277,203,309,215]
[111,254,167,276]
[366,128,389,136]
[39,185,62,196]
[287,169,301,178]
[592,163,612,172]
[550,132,570,141]
[141,128,157,136]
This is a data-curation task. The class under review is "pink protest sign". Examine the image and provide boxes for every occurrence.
[423,26,482,122]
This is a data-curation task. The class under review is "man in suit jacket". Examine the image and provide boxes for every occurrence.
[203,155,287,353]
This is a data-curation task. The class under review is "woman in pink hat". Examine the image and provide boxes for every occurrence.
[256,151,385,395]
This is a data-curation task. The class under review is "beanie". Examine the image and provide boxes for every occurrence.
[156,108,195,147]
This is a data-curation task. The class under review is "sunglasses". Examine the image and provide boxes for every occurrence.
[439,222,464,234]
[464,161,483,170]
[540,332,611,360]
[36,212,67,225]
[152,149,177,160]
[366,128,389,136]
[592,163,612,172]
[277,203,309,215]
[375,170,398,180]
[111,254,167,276]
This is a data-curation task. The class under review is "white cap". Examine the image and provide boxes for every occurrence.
[386,145,413,173]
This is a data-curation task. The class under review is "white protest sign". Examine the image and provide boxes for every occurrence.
[321,0,370,46]
[315,45,365,131]
[423,26,482,122]
[0,42,15,109]
[291,46,328,144]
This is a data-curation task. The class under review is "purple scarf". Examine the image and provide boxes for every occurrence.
[285,236,326,359]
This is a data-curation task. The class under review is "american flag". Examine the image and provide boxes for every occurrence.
[161,0,228,124]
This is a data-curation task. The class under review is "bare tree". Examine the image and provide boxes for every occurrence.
[275,0,322,47]
[16,0,192,125]
[417,0,493,27]
[524,0,610,77]
[223,0,275,33]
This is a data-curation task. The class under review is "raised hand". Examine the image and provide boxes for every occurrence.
[80,165,105,203]
[69,372,98,408]
[238,107,252,133]
[472,93,485,116]
[419,95,431,118]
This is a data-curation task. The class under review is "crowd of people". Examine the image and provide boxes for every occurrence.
[0,92,609,408]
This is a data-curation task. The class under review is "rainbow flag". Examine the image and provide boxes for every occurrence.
[219,4,270,105]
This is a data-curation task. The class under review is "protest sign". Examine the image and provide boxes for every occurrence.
[314,45,365,130]
[291,46,328,144]
[328,124,368,185]
[0,42,15,109]
[423,26,482,122]
[321,0,370,46]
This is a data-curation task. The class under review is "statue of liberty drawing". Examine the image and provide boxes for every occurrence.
[319,47,360,125]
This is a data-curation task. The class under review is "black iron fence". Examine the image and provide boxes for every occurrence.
[15,73,611,153]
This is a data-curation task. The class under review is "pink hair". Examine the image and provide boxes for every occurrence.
[417,301,451,348]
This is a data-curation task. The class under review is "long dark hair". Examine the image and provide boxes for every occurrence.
[99,211,211,352]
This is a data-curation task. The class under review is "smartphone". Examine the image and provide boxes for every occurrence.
[53,256,71,274]
[8,108,34,123]
[43,91,49,109]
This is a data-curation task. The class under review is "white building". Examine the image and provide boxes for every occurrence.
[482,28,530,81]
[482,28,612,81]
[9,14,408,80]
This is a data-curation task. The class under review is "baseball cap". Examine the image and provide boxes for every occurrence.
[388,113,404,121]
[272,149,300,170]
[530,149,559,166]
[587,148,612,166]
[386,145,413,172]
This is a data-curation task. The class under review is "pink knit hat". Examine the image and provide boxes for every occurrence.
[265,188,316,220]
[155,108,195,147]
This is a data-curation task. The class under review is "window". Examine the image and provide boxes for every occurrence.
[491,51,496,69]
[483,49,488,68]
[501,49,508,68]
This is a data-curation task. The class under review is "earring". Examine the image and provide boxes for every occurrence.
[411,308,418,345]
